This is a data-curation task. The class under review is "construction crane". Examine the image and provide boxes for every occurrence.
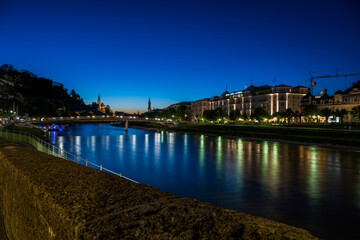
[308,71,360,94]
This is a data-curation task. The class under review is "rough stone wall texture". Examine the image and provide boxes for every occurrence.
[0,213,7,240]
[0,138,318,239]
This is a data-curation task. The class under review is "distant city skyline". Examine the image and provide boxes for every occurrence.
[1,0,359,113]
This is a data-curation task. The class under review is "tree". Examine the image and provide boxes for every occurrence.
[105,105,112,114]
[142,109,161,119]
[161,107,176,119]
[272,112,283,123]
[251,108,270,121]
[284,109,295,123]
[242,112,248,121]
[91,102,98,110]
[203,110,216,121]
[320,108,332,123]
[302,104,319,123]
[70,89,76,97]
[203,109,225,122]
[334,109,348,124]
[294,111,302,123]
[174,105,187,120]
[229,110,241,121]
[351,106,360,123]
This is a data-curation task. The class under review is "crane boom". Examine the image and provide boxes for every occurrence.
[311,73,360,79]
[308,71,360,94]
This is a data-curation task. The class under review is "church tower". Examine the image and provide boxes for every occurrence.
[97,94,101,106]
[148,98,151,112]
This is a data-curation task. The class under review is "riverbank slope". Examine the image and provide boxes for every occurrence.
[0,138,317,239]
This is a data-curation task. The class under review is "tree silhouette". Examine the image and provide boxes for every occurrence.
[105,105,111,114]
[175,105,187,120]
[229,110,241,121]
[0,64,89,117]
[203,109,225,122]
[351,106,360,123]
[251,108,270,121]
[334,109,348,124]
[302,104,319,123]
[284,109,295,123]
[320,108,332,123]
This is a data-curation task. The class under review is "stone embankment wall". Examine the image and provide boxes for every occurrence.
[0,138,318,239]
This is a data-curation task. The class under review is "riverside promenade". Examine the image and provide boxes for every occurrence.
[0,137,318,239]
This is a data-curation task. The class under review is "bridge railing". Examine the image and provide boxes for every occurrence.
[0,129,139,184]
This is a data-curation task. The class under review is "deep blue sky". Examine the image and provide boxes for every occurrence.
[1,0,359,112]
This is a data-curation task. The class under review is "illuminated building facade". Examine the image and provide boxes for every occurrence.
[190,98,210,118]
[301,80,360,122]
[209,85,308,116]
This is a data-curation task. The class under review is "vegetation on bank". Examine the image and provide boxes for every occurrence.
[142,104,189,120]
[200,103,360,124]
[0,64,112,118]
[121,121,360,148]
[3,124,45,140]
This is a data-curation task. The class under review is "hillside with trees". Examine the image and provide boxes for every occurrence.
[0,64,96,117]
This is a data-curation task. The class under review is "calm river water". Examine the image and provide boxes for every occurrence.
[49,123,360,239]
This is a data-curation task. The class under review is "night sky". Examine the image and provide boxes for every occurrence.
[1,0,359,113]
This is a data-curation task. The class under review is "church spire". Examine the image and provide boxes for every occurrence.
[148,97,151,112]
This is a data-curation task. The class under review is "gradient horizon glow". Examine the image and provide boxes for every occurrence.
[1,0,359,113]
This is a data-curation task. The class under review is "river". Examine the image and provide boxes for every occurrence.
[49,123,360,239]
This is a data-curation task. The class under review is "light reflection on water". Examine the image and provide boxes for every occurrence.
[49,124,360,240]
